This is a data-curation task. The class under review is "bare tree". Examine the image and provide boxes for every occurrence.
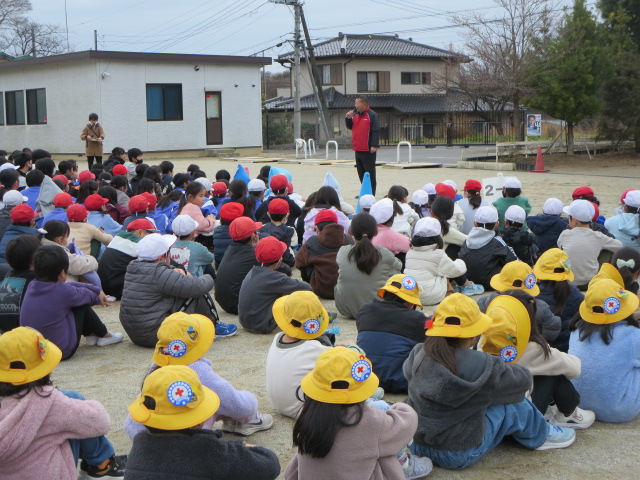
[0,0,30,28]
[7,18,68,57]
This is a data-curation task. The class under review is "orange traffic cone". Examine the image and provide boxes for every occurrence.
[533,145,549,172]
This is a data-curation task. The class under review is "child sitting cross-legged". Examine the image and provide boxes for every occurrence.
[126,312,273,441]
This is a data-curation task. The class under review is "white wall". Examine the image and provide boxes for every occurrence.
[0,57,263,153]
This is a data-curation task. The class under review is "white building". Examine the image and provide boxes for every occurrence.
[0,50,271,154]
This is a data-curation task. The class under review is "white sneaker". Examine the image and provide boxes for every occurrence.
[544,404,558,421]
[85,335,99,346]
[97,332,124,347]
[234,413,274,436]
[550,407,595,429]
[221,418,238,434]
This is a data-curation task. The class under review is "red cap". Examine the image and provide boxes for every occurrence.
[230,216,262,241]
[128,195,150,213]
[84,193,109,211]
[315,209,338,225]
[463,179,482,192]
[112,164,130,176]
[572,186,595,200]
[589,201,600,222]
[10,204,37,223]
[212,182,227,196]
[621,188,633,204]
[140,192,157,210]
[255,236,287,264]
[78,170,95,184]
[435,183,456,200]
[52,175,71,185]
[220,202,244,222]
[127,218,159,232]
[53,192,74,207]
[67,204,88,222]
[270,174,288,191]
[287,182,294,195]
[268,198,290,215]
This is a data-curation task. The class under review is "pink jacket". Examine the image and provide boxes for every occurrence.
[0,387,111,480]
[181,203,216,235]
[303,207,351,243]
[372,224,410,254]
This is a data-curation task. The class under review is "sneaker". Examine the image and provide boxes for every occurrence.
[222,418,238,434]
[85,335,99,346]
[370,387,385,401]
[460,283,484,296]
[233,413,274,436]
[452,284,462,293]
[215,321,237,338]
[81,454,126,478]
[550,407,595,430]
[544,404,558,421]
[404,450,433,479]
[96,332,124,347]
[535,423,576,450]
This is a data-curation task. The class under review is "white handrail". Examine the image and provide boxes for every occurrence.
[396,141,412,164]
[325,141,338,160]
[307,138,316,155]
[295,138,307,159]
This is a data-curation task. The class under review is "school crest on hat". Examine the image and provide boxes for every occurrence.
[524,274,537,290]
[500,346,518,363]
[167,380,193,407]
[168,339,187,358]
[351,356,372,382]
[303,318,321,335]
[401,276,417,290]
[603,297,621,314]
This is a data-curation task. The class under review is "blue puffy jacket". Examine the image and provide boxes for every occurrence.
[212,225,232,268]
[526,214,568,254]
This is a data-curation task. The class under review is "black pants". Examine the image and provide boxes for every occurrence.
[451,274,468,287]
[65,305,109,360]
[531,375,580,416]
[445,243,461,260]
[87,156,102,169]
[355,150,377,195]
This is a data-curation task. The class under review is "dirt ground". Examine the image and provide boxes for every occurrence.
[52,152,640,479]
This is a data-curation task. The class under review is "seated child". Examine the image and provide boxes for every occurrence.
[459,206,517,289]
[255,174,301,227]
[405,217,481,306]
[498,205,537,266]
[572,186,606,225]
[238,236,311,333]
[0,327,125,479]
[214,216,261,314]
[404,294,575,470]
[126,365,280,480]
[492,176,532,231]
[177,182,217,236]
[525,198,568,254]
[259,198,295,268]
[266,290,333,418]
[85,193,122,236]
[142,191,168,235]
[359,194,376,214]
[370,198,410,255]
[212,202,244,268]
[430,196,467,260]
[458,179,489,235]
[122,195,151,230]
[295,209,352,299]
[569,278,640,423]
[604,189,640,249]
[120,233,236,346]
[285,347,431,479]
[477,260,561,342]
[481,290,594,428]
[20,246,123,359]
[0,191,28,241]
[388,185,419,237]
[248,179,266,214]
[66,204,113,258]
[302,186,351,243]
[170,215,215,277]
[21,169,44,210]
[0,204,41,262]
[409,190,428,219]
[356,274,427,393]
[0,235,40,332]
[156,190,182,233]
[42,192,73,225]
[557,200,622,287]
[126,313,273,440]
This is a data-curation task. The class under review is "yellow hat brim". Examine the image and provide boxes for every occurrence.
[300,369,380,404]
[0,340,62,386]
[272,295,330,340]
[128,384,220,430]
[482,296,531,363]
[153,315,215,367]
[377,285,422,307]
[588,263,624,289]
[490,273,540,297]
[579,293,640,325]
[533,262,575,282]
[426,310,493,338]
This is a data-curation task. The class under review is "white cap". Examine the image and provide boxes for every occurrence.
[443,180,457,192]
[359,194,376,210]
[0,163,18,172]
[623,190,640,209]
[505,205,526,224]
[171,214,199,237]
[194,178,213,192]
[563,199,595,223]
[369,198,395,224]
[503,177,522,189]
[136,233,177,261]
[413,217,441,237]
[247,179,266,192]
[2,190,27,206]
[412,190,429,206]
[475,206,499,224]
[421,183,436,195]
[543,198,563,215]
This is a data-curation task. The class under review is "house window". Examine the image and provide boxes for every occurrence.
[26,88,47,124]
[146,84,183,121]
[5,90,25,125]
[318,64,342,85]
[357,72,378,92]
[0,94,4,125]
[401,72,432,85]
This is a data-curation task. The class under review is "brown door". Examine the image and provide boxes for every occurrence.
[205,92,222,145]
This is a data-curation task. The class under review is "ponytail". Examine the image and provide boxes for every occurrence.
[467,190,482,209]
[177,182,204,215]
[347,213,381,274]
[423,336,468,374]
[612,247,640,293]
[409,202,424,219]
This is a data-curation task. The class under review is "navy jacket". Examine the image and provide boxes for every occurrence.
[212,225,233,268]
[255,196,301,227]
[0,225,40,262]
[526,214,568,254]
[356,300,426,393]
[538,281,584,353]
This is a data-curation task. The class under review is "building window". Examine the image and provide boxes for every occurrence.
[0,94,4,125]
[319,64,342,85]
[5,91,25,125]
[401,72,432,85]
[26,89,47,124]
[357,72,378,92]
[146,84,183,121]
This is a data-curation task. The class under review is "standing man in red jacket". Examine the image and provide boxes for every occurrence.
[346,96,380,195]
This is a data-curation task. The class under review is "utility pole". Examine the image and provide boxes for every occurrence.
[94,30,98,51]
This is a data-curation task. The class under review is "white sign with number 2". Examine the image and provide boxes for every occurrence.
[482,173,505,200]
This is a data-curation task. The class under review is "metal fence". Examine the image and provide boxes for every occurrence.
[380,122,524,146]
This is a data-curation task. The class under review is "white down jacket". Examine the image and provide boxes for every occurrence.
[404,244,467,306]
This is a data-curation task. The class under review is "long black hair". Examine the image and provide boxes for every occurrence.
[347,213,381,275]
[504,289,551,358]
[43,220,71,241]
[612,247,640,293]
[0,374,53,401]
[537,279,572,315]
[430,196,453,236]
[77,180,99,204]
[466,189,482,209]
[313,186,342,211]
[411,234,443,249]
[177,182,205,215]
[387,185,408,203]
[569,311,640,345]
[0,169,19,201]
[423,336,470,375]
[228,179,255,216]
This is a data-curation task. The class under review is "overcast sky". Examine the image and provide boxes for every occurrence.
[29,0,579,70]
